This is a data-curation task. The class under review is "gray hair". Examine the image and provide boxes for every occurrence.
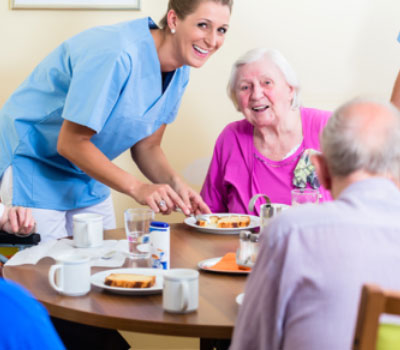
[227,48,301,111]
[159,0,233,30]
[322,98,400,181]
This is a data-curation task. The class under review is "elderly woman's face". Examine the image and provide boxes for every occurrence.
[235,57,294,127]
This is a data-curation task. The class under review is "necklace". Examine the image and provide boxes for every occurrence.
[254,146,304,168]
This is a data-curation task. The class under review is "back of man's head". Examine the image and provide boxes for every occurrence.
[322,98,400,182]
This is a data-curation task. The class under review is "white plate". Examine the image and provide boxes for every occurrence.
[90,268,164,295]
[198,257,251,275]
[184,213,260,234]
[236,292,245,305]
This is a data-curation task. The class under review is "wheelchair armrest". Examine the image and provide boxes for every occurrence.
[0,231,41,245]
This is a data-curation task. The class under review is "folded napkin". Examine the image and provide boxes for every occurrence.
[5,239,130,268]
[206,252,251,272]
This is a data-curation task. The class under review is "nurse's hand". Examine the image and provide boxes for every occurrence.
[172,180,211,216]
[133,182,193,215]
[1,206,36,235]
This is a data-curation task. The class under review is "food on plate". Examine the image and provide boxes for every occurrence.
[104,273,156,288]
[217,215,250,228]
[196,215,250,228]
[205,252,251,272]
[196,215,219,227]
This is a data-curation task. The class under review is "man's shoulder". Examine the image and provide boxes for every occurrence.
[266,197,368,242]
[268,186,400,241]
[269,201,338,233]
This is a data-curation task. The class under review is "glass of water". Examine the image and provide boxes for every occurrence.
[124,208,154,259]
[291,188,320,206]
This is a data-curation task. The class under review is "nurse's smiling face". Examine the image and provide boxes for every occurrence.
[170,1,231,68]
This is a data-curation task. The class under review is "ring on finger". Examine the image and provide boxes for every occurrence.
[159,200,166,207]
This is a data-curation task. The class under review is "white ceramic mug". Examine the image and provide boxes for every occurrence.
[48,254,91,296]
[73,213,103,248]
[163,269,199,314]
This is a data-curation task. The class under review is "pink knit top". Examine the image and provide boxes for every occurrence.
[200,107,333,215]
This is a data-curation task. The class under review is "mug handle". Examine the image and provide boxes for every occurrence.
[180,281,189,312]
[248,194,271,213]
[48,264,64,293]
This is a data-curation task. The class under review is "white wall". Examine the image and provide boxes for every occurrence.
[1,0,399,226]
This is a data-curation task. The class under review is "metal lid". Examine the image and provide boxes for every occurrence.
[150,221,169,228]
[250,233,259,242]
[260,203,274,219]
[239,230,252,240]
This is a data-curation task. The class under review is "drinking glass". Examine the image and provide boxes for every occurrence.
[291,188,320,206]
[124,208,154,259]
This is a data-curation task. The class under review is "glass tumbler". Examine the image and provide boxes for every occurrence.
[124,208,154,259]
[291,188,320,206]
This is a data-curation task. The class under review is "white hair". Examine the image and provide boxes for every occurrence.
[227,48,301,110]
[322,97,400,181]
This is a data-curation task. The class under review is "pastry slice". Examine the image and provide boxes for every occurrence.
[104,273,156,288]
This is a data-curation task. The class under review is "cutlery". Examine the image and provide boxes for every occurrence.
[90,250,129,261]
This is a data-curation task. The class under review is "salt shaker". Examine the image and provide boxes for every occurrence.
[249,233,260,264]
[238,230,252,265]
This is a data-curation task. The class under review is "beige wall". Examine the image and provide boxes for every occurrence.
[1,0,399,227]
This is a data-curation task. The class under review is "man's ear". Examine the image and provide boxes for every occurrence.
[311,153,332,190]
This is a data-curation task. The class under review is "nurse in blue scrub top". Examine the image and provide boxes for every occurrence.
[0,0,233,241]
[391,32,400,109]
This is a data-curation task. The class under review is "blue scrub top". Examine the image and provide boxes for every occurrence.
[0,17,190,210]
[0,278,65,349]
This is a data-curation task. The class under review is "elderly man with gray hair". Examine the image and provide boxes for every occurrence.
[230,98,400,350]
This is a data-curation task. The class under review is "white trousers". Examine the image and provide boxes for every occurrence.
[0,166,116,242]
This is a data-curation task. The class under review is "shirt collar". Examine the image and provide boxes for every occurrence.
[338,177,398,201]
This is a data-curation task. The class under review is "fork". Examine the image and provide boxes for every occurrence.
[91,250,129,261]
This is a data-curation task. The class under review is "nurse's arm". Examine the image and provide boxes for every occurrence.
[391,70,400,109]
[131,125,211,215]
[57,120,189,214]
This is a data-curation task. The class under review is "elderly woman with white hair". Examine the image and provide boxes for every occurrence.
[200,48,332,215]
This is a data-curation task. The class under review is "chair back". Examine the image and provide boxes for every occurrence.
[353,284,400,350]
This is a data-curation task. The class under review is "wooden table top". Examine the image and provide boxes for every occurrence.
[3,223,248,339]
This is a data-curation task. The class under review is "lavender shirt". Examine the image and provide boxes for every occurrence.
[230,178,400,350]
[200,107,332,215]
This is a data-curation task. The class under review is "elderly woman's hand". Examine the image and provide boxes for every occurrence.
[1,206,36,235]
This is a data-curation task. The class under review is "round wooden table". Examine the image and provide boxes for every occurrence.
[3,223,248,350]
